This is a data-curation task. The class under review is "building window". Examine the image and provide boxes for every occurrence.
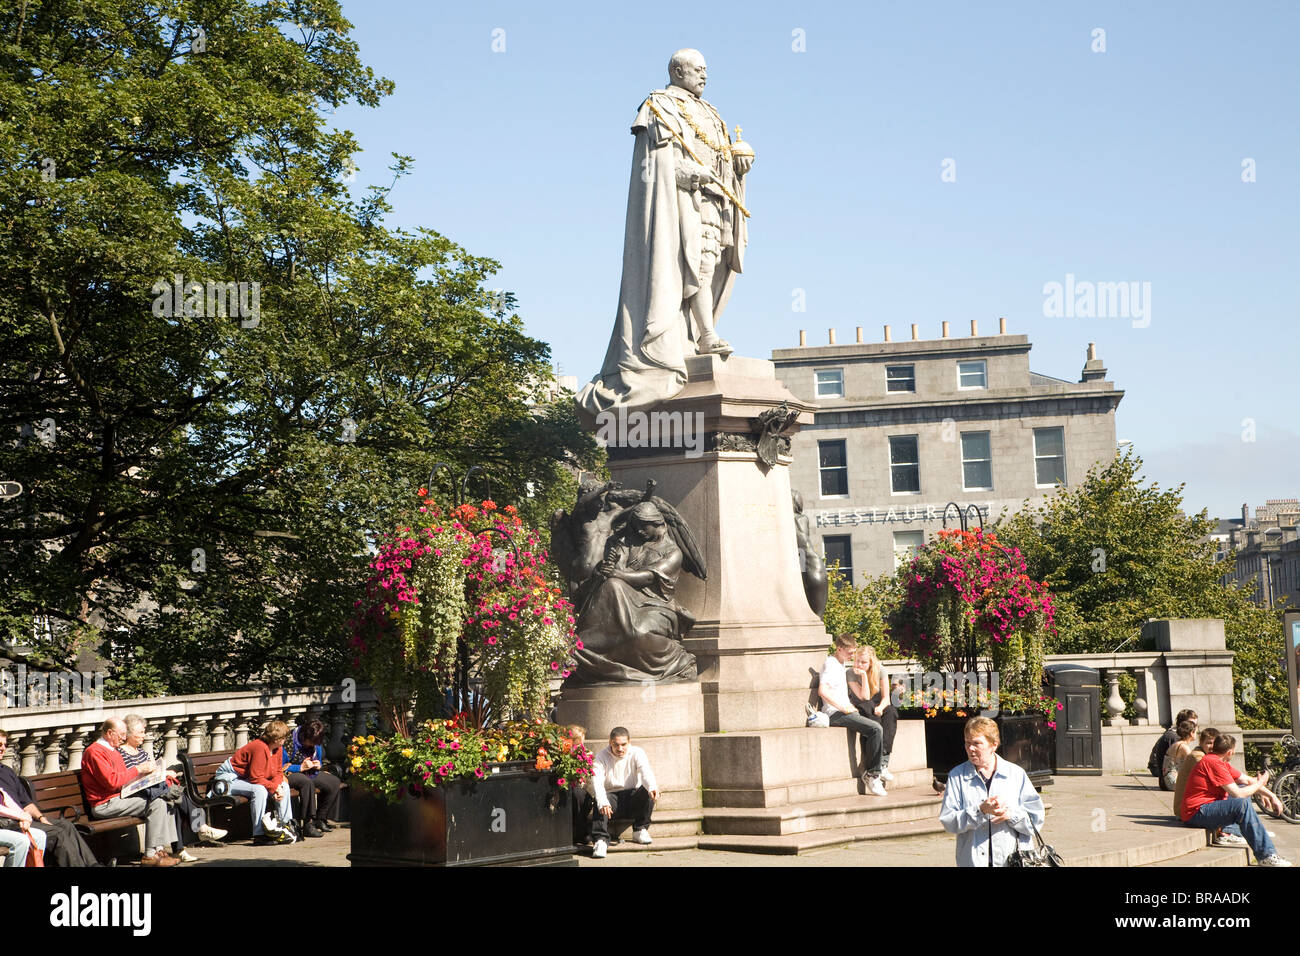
[961,431,993,491]
[958,360,987,389]
[886,364,915,393]
[888,435,920,494]
[815,368,844,399]
[893,530,924,569]
[1034,426,1066,486]
[824,535,853,585]
[819,440,849,497]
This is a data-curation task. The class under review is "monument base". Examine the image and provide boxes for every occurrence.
[555,681,703,814]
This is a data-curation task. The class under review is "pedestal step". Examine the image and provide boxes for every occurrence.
[702,785,942,837]
[1140,845,1250,867]
[600,807,703,840]
[699,815,948,855]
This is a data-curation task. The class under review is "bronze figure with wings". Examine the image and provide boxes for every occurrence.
[551,480,705,684]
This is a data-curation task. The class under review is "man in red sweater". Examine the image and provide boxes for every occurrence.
[82,717,179,866]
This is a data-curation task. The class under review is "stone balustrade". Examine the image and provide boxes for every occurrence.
[0,685,380,776]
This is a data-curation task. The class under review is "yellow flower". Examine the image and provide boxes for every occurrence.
[400,748,414,758]
[366,735,375,743]
[350,757,362,769]
[352,736,366,744]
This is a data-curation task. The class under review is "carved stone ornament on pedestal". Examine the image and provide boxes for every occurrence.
[550,480,704,685]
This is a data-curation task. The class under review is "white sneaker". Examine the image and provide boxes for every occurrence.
[175,848,198,862]
[197,825,227,844]
[632,828,652,845]
[1257,854,1293,867]
[261,812,280,833]
[865,775,887,797]
[592,839,608,859]
[879,767,895,782]
[1213,832,1248,847]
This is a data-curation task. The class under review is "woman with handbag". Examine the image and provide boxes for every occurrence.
[0,786,47,867]
[939,716,1048,867]
[119,714,227,862]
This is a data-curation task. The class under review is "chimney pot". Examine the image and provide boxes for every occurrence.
[1087,342,1097,361]
[999,316,1007,334]
[828,328,836,345]
[799,329,806,347]
[942,321,950,338]
[971,319,978,336]
[911,323,919,341]
[856,326,863,343]
[883,324,892,342]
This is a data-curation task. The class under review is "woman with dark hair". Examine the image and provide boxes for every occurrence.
[282,717,341,838]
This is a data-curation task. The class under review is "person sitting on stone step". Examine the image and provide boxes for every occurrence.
[1180,733,1291,867]
[820,634,886,796]
[589,726,658,859]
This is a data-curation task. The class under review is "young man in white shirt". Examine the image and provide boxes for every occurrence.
[588,726,659,859]
[820,634,887,796]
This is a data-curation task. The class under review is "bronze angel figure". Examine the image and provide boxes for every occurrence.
[551,480,705,684]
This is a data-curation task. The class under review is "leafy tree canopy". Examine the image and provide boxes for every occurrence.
[0,0,599,693]
[995,451,1286,729]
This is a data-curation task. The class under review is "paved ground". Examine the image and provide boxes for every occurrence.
[175,774,1299,867]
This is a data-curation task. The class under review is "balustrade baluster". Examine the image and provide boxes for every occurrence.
[1103,669,1127,727]
[19,732,42,776]
[161,718,182,765]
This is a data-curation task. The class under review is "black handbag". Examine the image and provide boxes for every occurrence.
[1007,820,1065,867]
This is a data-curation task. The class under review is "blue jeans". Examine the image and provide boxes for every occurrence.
[1186,798,1275,859]
[0,825,46,866]
[829,710,883,774]
[219,776,290,835]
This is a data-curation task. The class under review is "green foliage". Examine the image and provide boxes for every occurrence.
[997,451,1287,728]
[0,2,600,690]
[822,563,901,657]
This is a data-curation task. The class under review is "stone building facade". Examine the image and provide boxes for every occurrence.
[772,321,1124,581]
[1218,499,1300,609]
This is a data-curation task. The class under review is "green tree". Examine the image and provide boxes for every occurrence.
[995,451,1286,729]
[822,563,901,658]
[0,1,599,692]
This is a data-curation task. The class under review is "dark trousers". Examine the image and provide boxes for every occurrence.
[32,818,101,867]
[830,710,884,774]
[850,690,899,755]
[590,787,654,841]
[287,770,342,824]
[572,789,594,843]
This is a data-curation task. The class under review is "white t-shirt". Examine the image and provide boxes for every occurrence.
[820,655,849,716]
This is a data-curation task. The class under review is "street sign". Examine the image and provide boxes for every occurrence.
[0,481,23,500]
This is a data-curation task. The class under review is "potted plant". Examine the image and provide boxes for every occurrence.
[344,494,591,865]
[889,528,1062,786]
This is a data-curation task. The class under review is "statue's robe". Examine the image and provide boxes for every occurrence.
[571,533,698,683]
[578,86,747,414]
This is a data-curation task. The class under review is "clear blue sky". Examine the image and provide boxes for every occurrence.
[332,0,1298,520]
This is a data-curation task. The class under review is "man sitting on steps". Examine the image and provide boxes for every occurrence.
[589,727,658,860]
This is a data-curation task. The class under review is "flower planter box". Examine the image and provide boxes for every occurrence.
[902,712,1055,789]
[348,761,576,867]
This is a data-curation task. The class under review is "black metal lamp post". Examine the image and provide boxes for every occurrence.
[941,501,985,532]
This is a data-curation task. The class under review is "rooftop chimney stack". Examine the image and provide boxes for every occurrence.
[799,329,806,346]
[883,324,892,342]
[942,321,950,338]
[1080,342,1108,383]
[856,326,863,343]
[828,328,836,345]
[971,319,978,336]
[911,323,919,341]
[999,316,1007,334]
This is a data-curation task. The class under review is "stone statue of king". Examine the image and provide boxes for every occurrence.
[577,49,755,415]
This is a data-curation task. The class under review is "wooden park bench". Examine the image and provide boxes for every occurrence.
[178,749,348,837]
[0,768,149,865]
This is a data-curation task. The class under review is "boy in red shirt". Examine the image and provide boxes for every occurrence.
[1181,733,1291,867]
